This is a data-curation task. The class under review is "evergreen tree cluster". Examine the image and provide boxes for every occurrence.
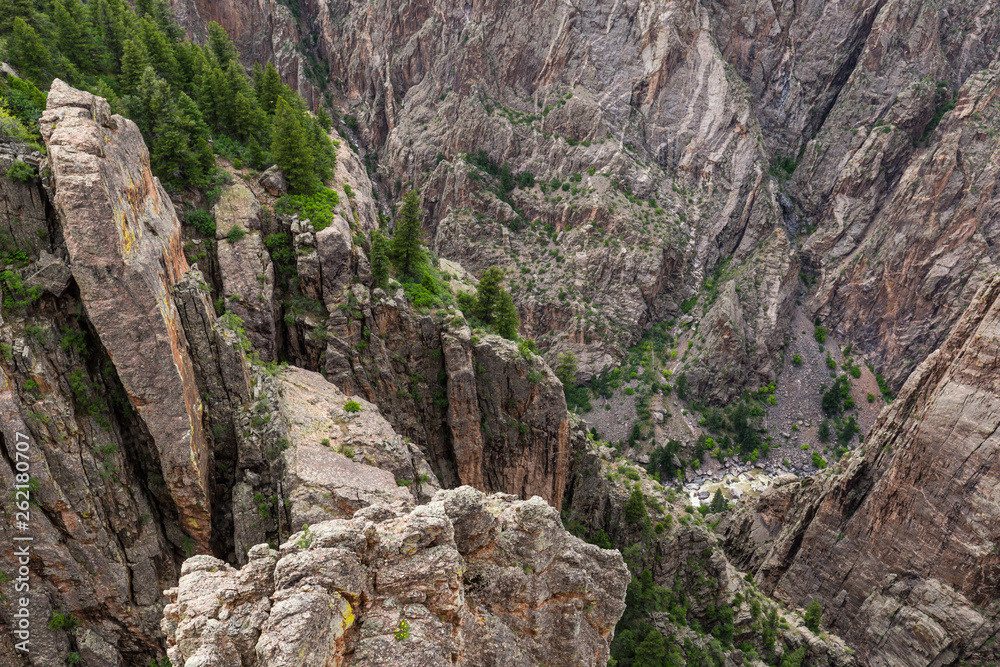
[0,0,334,192]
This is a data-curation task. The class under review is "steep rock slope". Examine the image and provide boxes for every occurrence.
[562,430,857,666]
[788,3,1000,388]
[171,0,799,400]
[721,274,1000,666]
[163,486,630,667]
[231,136,575,507]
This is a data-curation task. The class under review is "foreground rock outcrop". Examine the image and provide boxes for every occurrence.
[163,486,630,667]
[722,273,1000,666]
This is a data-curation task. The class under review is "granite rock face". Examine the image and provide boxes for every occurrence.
[722,273,1000,666]
[276,365,437,528]
[40,80,213,549]
[214,180,277,359]
[319,284,571,507]
[162,486,630,667]
[790,6,1000,390]
[170,0,798,401]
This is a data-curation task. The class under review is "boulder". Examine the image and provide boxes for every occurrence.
[259,165,288,196]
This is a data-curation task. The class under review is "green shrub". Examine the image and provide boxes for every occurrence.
[6,159,36,183]
[804,599,823,633]
[226,225,247,243]
[792,352,802,366]
[814,324,827,344]
[48,611,79,631]
[344,400,362,413]
[811,452,827,469]
[185,209,216,237]
[274,188,339,231]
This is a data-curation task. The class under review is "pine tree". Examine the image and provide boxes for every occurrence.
[6,18,51,82]
[207,22,238,65]
[804,599,823,633]
[247,137,268,170]
[53,0,97,68]
[369,229,390,289]
[140,16,180,84]
[255,62,282,115]
[623,486,647,525]
[494,290,519,340]
[633,630,666,667]
[120,38,150,92]
[270,98,318,194]
[390,190,425,277]
[0,0,33,35]
[474,266,504,323]
[306,115,335,182]
[316,106,332,131]
[709,489,727,513]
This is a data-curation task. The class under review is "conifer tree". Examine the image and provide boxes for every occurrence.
[306,116,335,182]
[370,229,390,289]
[474,266,503,323]
[709,489,727,513]
[140,16,180,84]
[623,486,647,525]
[207,22,238,65]
[633,630,666,667]
[247,137,268,170]
[270,97,317,194]
[390,190,425,277]
[53,0,97,68]
[120,38,150,92]
[6,19,50,82]
[255,62,282,115]
[316,107,332,131]
[0,0,33,35]
[494,289,519,340]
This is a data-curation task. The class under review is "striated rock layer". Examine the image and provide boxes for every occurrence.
[171,0,798,400]
[162,486,629,667]
[722,274,1000,666]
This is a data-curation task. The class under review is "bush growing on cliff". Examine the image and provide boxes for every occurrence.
[804,599,823,633]
[5,158,36,183]
[185,209,216,237]
[274,188,339,231]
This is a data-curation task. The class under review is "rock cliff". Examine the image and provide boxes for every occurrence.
[170,0,799,400]
[41,80,214,549]
[0,81,628,666]
[721,273,1000,666]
